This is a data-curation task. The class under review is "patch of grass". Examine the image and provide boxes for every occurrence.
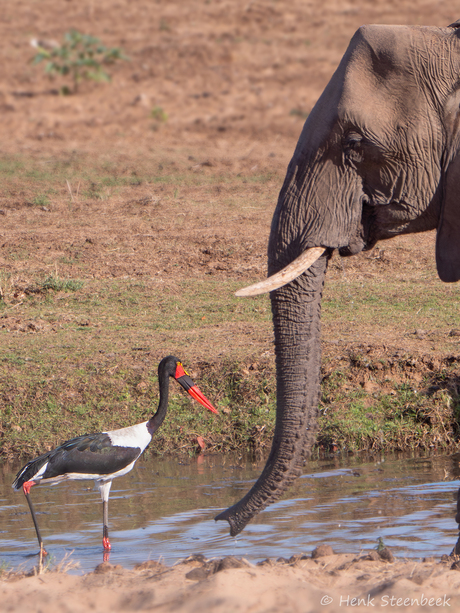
[0,153,279,209]
[318,357,460,453]
[151,106,168,123]
[4,341,460,461]
[322,271,460,345]
[30,194,50,207]
[40,275,84,292]
[0,358,276,460]
[0,560,11,578]
[2,152,460,461]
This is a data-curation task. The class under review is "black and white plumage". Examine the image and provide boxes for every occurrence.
[12,356,218,557]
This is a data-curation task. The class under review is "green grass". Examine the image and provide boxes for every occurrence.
[317,355,460,454]
[0,354,276,459]
[30,194,51,207]
[0,153,277,199]
[0,271,275,459]
[40,275,84,293]
[321,268,460,347]
[323,279,460,327]
[2,152,460,460]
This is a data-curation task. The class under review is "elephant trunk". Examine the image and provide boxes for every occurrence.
[215,254,328,536]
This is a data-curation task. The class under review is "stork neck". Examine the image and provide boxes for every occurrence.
[147,371,170,434]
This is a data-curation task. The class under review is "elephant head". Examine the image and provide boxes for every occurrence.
[215,21,460,537]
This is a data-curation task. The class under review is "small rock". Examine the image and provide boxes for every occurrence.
[215,556,246,572]
[256,558,275,567]
[311,545,334,559]
[365,550,380,561]
[185,567,209,581]
[449,329,460,337]
[132,93,150,107]
[93,561,123,574]
[181,553,207,565]
[288,554,309,564]
[378,548,395,563]
[410,573,425,586]
[134,560,166,572]
[195,435,206,451]
[30,37,59,50]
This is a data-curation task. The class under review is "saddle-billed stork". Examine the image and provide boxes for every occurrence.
[12,356,218,559]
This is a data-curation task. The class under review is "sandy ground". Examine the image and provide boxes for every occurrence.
[3,0,460,610]
[2,552,460,613]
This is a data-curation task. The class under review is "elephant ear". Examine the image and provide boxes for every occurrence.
[436,151,460,282]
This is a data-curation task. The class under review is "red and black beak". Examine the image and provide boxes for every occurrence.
[175,363,218,415]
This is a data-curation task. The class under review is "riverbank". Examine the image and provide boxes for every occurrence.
[2,341,460,460]
[2,551,460,613]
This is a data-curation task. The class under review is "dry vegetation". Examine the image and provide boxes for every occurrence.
[1,1,460,462]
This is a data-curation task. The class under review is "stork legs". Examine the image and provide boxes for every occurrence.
[98,480,113,560]
[22,481,47,564]
[22,479,114,562]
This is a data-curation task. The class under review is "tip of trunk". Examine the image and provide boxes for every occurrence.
[214,505,253,537]
[214,464,303,537]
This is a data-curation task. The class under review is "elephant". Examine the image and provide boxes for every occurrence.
[215,19,460,548]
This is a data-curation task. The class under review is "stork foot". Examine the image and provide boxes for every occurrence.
[37,544,48,574]
[102,536,111,551]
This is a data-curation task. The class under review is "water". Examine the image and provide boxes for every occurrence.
[1,452,459,573]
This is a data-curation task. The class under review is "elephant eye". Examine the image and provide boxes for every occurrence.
[344,132,362,150]
[343,133,364,164]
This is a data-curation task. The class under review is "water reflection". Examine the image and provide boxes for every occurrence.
[0,452,459,573]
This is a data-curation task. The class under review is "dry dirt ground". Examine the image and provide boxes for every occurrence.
[2,1,460,610]
[2,552,460,613]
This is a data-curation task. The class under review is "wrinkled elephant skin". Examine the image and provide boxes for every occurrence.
[215,21,460,538]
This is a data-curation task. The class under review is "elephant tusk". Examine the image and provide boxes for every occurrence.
[235,247,326,297]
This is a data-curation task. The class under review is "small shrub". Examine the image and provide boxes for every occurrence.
[33,30,129,94]
[151,106,168,123]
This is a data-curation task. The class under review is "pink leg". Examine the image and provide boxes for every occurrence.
[102,525,111,551]
[99,481,113,552]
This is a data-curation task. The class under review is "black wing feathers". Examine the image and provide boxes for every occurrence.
[13,433,141,490]
[12,450,53,490]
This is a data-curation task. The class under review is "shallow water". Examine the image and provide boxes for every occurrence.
[1,452,459,573]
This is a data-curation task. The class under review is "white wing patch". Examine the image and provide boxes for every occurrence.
[106,421,152,452]
[34,462,49,480]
